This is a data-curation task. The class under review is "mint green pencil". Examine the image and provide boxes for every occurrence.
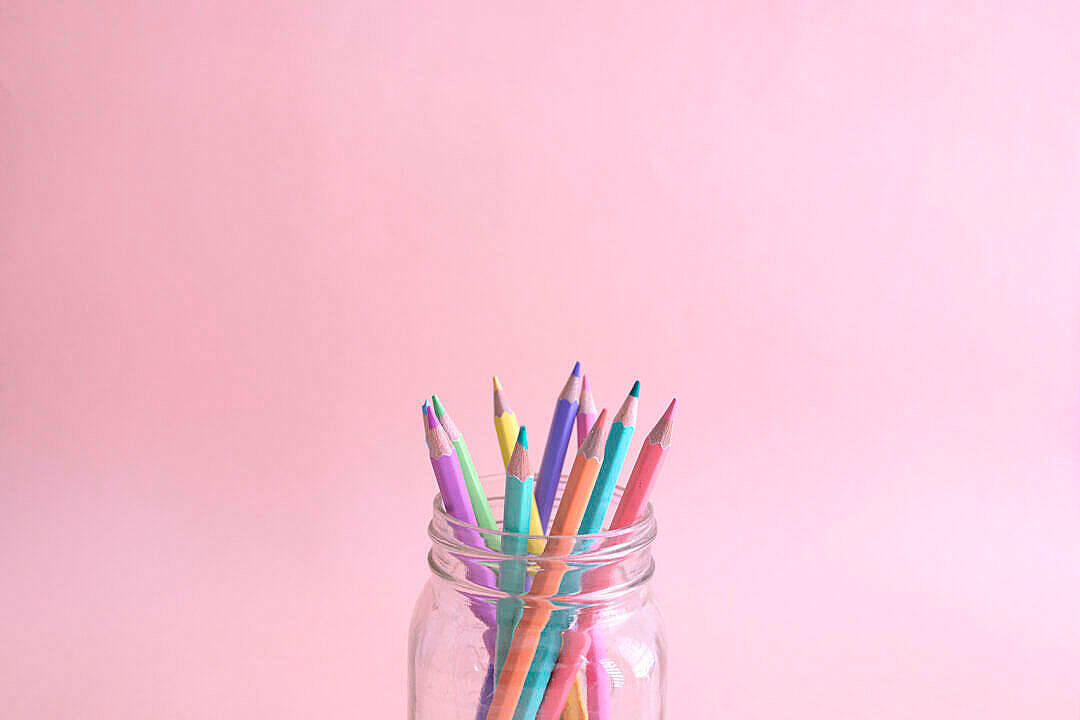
[432,394,500,551]
[494,426,534,682]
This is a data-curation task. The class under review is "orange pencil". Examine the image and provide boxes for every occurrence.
[485,410,610,720]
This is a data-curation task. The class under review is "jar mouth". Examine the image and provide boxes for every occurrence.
[428,474,657,562]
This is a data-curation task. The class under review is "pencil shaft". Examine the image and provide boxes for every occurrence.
[427,402,499,718]
[536,632,590,720]
[495,383,548,554]
[488,434,606,720]
[429,452,497,627]
[575,411,597,450]
[584,630,610,720]
[434,395,501,551]
[534,366,582,530]
[578,418,635,536]
[535,398,578,530]
[495,410,519,468]
[513,618,568,720]
[495,475,533,680]
[452,436,501,551]
[609,442,666,530]
[549,416,633,719]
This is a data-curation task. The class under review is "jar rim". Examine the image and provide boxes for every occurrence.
[428,473,657,560]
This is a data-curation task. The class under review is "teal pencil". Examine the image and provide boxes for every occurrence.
[579,380,640,536]
[550,382,636,720]
[494,426,534,682]
[433,394,501,551]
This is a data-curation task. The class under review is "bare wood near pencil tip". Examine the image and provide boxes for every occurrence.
[646,398,676,447]
[559,371,583,403]
[578,408,608,461]
[424,410,454,458]
[438,408,462,443]
[508,435,532,481]
[611,390,638,428]
[578,375,597,415]
[493,376,513,417]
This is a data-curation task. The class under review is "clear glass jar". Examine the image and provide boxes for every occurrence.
[409,476,666,719]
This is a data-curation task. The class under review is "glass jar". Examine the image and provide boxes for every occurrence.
[409,476,666,720]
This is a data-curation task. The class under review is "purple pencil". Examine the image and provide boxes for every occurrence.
[534,362,582,530]
[423,403,496,628]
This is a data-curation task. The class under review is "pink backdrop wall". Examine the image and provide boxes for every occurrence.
[3,2,1079,717]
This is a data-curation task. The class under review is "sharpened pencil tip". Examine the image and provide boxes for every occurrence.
[571,361,581,377]
[493,375,502,391]
[630,380,641,397]
[662,398,677,420]
[517,425,528,449]
[430,394,446,418]
[424,403,440,429]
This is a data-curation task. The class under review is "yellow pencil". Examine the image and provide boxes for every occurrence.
[494,375,545,554]
[561,679,588,720]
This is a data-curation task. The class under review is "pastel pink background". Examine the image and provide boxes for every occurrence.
[3,2,1079,717]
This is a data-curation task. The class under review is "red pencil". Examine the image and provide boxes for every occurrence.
[609,398,676,530]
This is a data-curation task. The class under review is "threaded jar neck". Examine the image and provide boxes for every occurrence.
[427,479,656,611]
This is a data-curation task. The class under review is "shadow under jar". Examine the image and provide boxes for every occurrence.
[409,476,666,720]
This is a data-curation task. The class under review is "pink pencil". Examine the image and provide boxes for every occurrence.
[535,631,591,720]
[575,374,598,448]
[609,398,676,530]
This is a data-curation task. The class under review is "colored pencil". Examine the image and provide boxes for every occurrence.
[609,398,676,530]
[560,678,588,720]
[581,630,608,720]
[494,376,546,554]
[424,402,481,543]
[575,375,598,449]
[493,376,520,466]
[433,394,501,551]
[536,631,590,720]
[581,398,676,720]
[578,380,639,536]
[535,362,583,530]
[554,380,638,719]
[423,402,496,628]
[485,410,609,720]
[494,427,534,682]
